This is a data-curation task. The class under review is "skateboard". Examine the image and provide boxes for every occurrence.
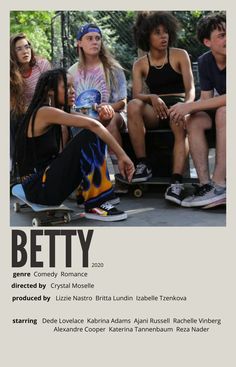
[12,184,85,227]
[202,198,226,209]
[115,174,198,198]
[115,174,168,197]
[74,89,101,119]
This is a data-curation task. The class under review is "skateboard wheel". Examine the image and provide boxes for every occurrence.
[32,217,42,227]
[13,202,21,212]
[133,188,143,198]
[63,213,71,223]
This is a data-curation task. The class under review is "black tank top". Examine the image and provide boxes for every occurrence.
[18,125,61,176]
[145,49,185,95]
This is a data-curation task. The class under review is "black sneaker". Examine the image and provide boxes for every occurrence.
[132,162,152,183]
[85,201,127,221]
[165,183,185,205]
[108,194,120,205]
[77,194,120,209]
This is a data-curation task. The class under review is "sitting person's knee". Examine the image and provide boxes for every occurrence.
[215,106,226,128]
[107,113,123,130]
[185,111,211,133]
[170,122,185,136]
[127,99,143,115]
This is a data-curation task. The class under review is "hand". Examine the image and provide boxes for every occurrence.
[169,102,191,123]
[117,154,135,183]
[97,104,115,124]
[169,115,186,128]
[149,95,169,119]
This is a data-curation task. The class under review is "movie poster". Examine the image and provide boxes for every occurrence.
[2,1,235,366]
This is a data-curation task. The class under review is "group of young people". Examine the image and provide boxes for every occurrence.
[10,11,226,222]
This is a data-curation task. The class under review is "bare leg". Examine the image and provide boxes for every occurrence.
[127,99,158,159]
[164,121,189,204]
[212,106,226,185]
[186,112,212,184]
[105,113,125,176]
[106,112,124,146]
[170,122,189,175]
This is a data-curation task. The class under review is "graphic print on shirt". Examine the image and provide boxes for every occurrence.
[74,64,109,118]
[75,89,101,119]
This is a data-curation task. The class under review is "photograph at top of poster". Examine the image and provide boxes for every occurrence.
[10,10,226,227]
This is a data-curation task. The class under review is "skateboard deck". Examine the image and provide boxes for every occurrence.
[115,174,198,198]
[115,174,198,186]
[12,184,72,212]
[75,89,101,119]
[202,198,226,209]
[12,184,84,226]
[116,173,170,185]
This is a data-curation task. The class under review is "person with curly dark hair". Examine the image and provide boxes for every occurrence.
[127,11,195,205]
[169,13,226,207]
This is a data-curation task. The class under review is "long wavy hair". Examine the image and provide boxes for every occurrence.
[77,24,123,90]
[10,33,36,115]
[15,68,70,175]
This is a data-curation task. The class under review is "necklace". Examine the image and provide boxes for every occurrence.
[150,52,167,70]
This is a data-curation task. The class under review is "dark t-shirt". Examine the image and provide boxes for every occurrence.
[198,51,226,95]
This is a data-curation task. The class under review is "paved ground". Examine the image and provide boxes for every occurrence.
[10,184,226,227]
[10,150,226,227]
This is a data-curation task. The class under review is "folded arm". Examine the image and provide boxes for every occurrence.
[32,107,135,181]
[169,93,226,121]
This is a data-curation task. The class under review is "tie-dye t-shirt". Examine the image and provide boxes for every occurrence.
[68,62,127,107]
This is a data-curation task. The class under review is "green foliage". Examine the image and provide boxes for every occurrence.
[10,11,54,60]
[10,10,225,75]
[174,10,225,60]
[63,10,225,76]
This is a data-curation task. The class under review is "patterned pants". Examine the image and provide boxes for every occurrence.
[22,130,114,209]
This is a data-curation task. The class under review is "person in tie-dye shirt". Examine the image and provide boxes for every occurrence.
[68,23,129,193]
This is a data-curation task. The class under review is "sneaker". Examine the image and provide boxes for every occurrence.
[132,162,152,183]
[109,194,120,205]
[181,183,226,207]
[77,194,120,209]
[85,201,127,221]
[165,183,185,205]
